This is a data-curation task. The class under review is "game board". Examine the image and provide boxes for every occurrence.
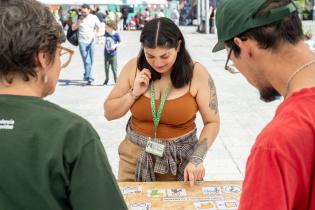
[119,180,242,210]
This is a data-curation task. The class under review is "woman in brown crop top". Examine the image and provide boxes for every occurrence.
[104,17,220,186]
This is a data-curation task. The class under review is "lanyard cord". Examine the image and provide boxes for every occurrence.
[150,81,171,138]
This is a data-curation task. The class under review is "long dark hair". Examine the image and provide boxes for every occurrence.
[137,17,193,88]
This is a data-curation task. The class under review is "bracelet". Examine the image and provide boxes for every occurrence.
[129,89,139,100]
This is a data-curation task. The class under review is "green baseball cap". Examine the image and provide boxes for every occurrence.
[212,0,297,52]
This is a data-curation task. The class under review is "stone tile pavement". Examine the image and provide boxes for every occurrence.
[48,26,285,181]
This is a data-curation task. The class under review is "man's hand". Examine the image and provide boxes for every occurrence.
[184,162,205,187]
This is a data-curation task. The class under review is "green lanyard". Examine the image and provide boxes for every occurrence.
[150,81,171,138]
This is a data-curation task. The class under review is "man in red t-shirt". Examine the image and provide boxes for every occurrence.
[213,0,315,209]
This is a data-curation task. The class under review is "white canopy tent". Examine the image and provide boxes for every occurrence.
[124,0,167,4]
[38,0,168,5]
[38,0,123,5]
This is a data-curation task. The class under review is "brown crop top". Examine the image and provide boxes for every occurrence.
[130,91,198,138]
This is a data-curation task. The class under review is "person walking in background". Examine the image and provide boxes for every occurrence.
[104,10,109,22]
[136,10,144,29]
[170,6,180,26]
[95,6,106,23]
[131,14,140,30]
[72,4,100,85]
[143,7,150,24]
[208,4,215,34]
[94,7,106,44]
[107,9,116,22]
[70,8,79,23]
[115,10,123,31]
[121,7,129,30]
[158,8,165,18]
[0,0,127,209]
[104,20,121,85]
[213,0,315,209]
[104,17,219,186]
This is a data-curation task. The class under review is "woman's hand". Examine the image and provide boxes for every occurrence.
[132,68,151,97]
[184,162,205,187]
[184,137,208,187]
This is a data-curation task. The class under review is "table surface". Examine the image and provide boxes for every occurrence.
[118,180,243,210]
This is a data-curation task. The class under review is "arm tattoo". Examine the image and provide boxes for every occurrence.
[208,74,218,114]
[190,138,208,167]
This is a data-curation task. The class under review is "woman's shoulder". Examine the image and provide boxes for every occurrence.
[126,57,137,66]
[187,62,210,95]
[192,61,209,78]
[120,57,138,84]
[121,57,138,74]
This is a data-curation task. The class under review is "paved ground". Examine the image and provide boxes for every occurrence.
[48,25,285,181]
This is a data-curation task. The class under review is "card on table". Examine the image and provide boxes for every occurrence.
[147,189,166,198]
[215,200,239,209]
[202,186,222,195]
[120,186,142,195]
[166,188,187,197]
[223,185,241,194]
[130,202,151,210]
[194,201,216,210]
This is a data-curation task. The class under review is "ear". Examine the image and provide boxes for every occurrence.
[233,37,252,58]
[176,40,182,52]
[37,51,49,72]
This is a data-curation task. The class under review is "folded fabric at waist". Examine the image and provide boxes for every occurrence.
[125,119,198,182]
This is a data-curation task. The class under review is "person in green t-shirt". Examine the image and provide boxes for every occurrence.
[0,1,127,210]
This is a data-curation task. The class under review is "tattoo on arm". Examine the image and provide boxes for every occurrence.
[190,138,208,167]
[208,74,218,114]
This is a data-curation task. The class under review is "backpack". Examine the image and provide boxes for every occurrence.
[66,27,78,46]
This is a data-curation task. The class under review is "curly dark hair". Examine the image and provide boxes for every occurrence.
[137,17,193,89]
[0,0,65,83]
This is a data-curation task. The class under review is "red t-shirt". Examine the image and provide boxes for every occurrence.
[239,87,315,210]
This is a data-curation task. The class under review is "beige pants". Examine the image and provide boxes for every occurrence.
[118,137,177,182]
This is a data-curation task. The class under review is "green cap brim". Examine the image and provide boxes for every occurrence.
[212,41,224,52]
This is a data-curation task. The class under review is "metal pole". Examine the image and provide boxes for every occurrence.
[197,0,201,32]
[205,0,209,34]
[201,0,204,32]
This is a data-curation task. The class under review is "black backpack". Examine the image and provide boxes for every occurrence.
[66,27,78,46]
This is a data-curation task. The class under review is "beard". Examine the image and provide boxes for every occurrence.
[259,86,281,102]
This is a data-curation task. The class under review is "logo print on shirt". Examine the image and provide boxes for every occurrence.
[0,119,15,130]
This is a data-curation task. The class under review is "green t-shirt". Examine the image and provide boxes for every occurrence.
[0,95,127,210]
